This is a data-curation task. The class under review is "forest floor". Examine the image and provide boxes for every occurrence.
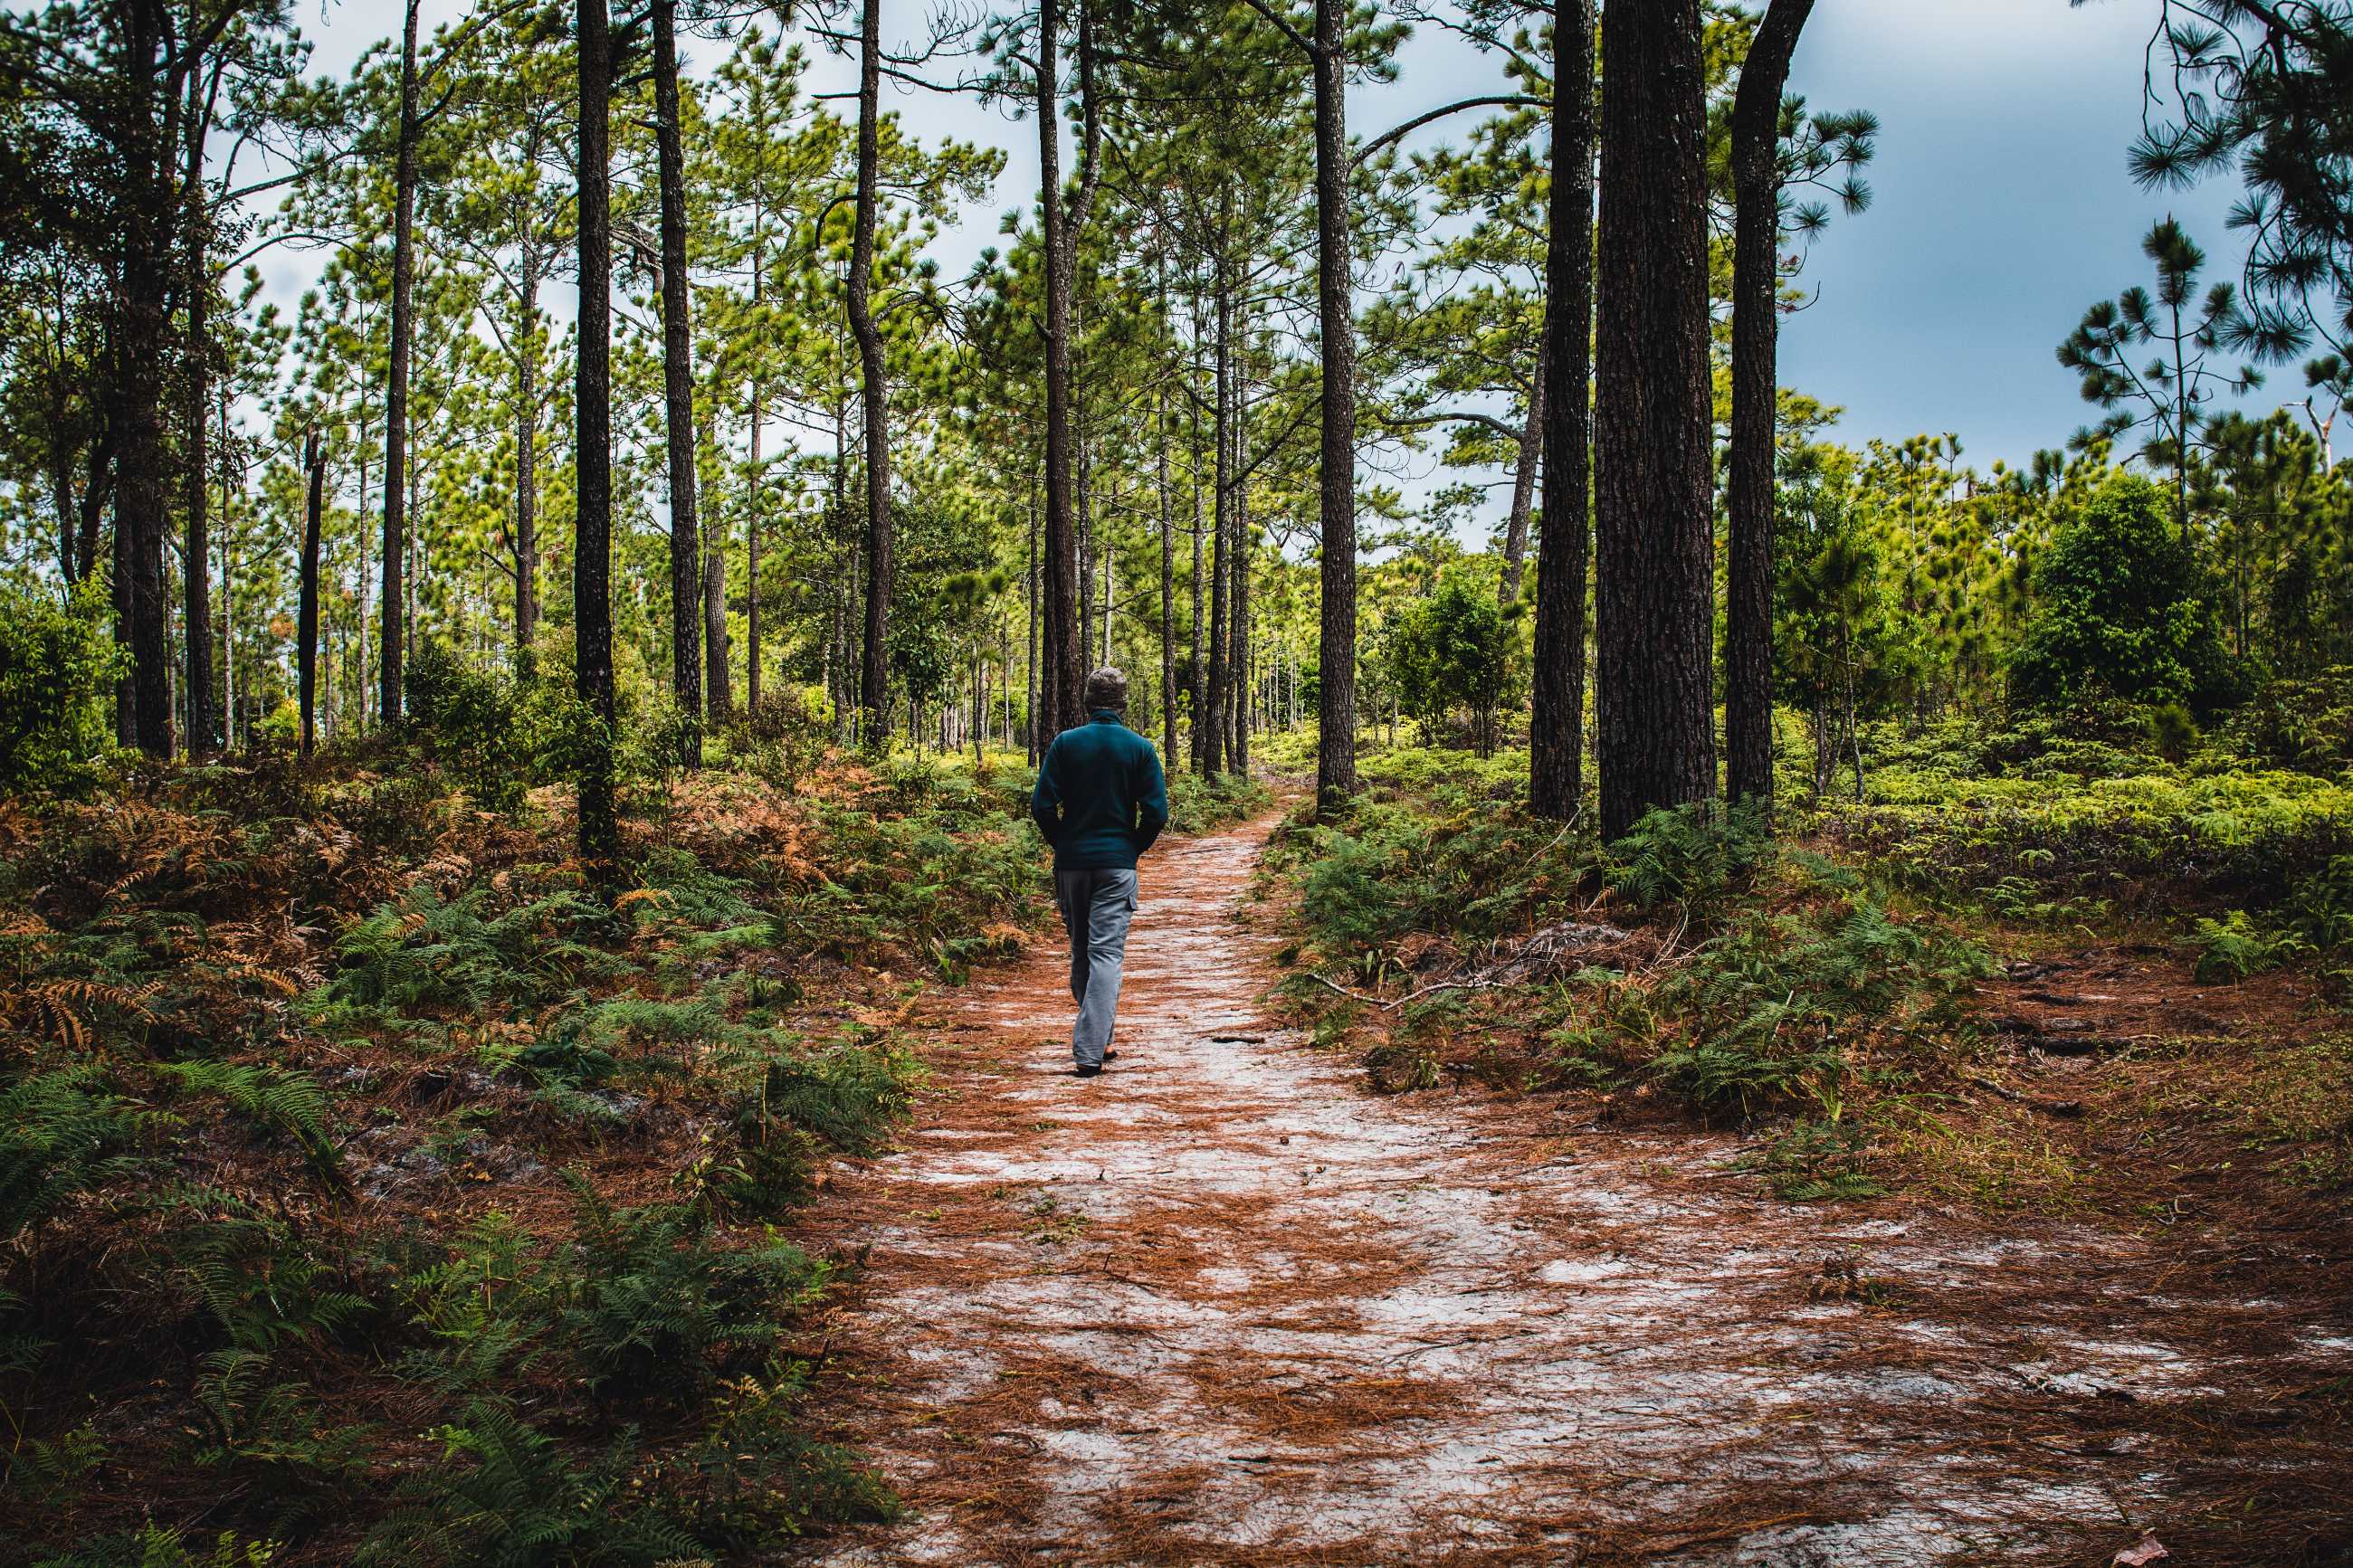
[794,810,2353,1567]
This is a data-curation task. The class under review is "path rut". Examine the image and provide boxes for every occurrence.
[803,814,2353,1565]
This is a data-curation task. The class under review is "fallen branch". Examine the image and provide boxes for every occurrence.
[1967,1075,2085,1117]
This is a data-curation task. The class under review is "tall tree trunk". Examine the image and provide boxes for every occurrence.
[850,0,893,749]
[653,0,702,765]
[1497,335,1548,605]
[182,77,214,759]
[1025,481,1040,758]
[1529,0,1596,821]
[1037,0,1083,742]
[747,381,764,711]
[1310,0,1358,814]
[1727,0,1813,811]
[381,0,422,727]
[1230,314,1251,773]
[745,219,767,711]
[1593,0,1717,840]
[702,423,730,717]
[575,0,619,863]
[1204,266,1231,777]
[299,431,324,756]
[1157,269,1178,762]
[514,229,539,664]
[112,5,171,757]
[1189,328,1205,770]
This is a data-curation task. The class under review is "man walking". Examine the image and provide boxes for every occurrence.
[1031,667,1168,1078]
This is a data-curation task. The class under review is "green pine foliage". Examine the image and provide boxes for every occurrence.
[2008,473,2238,711]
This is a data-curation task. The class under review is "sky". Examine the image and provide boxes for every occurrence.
[279,0,2291,486]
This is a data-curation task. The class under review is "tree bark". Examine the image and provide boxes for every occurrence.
[850,0,892,748]
[381,0,422,728]
[1310,0,1358,814]
[1727,0,1813,811]
[1025,480,1041,757]
[1528,0,1596,822]
[1189,321,1205,770]
[111,4,172,757]
[1230,309,1251,773]
[300,431,324,756]
[575,0,619,863]
[1204,265,1231,777]
[1594,0,1717,841]
[747,382,764,711]
[702,427,730,718]
[653,0,703,765]
[1036,0,1087,742]
[182,71,214,758]
[1157,264,1178,762]
[514,223,539,663]
[1497,335,1548,606]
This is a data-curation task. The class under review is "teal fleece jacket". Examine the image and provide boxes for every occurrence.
[1030,711,1169,870]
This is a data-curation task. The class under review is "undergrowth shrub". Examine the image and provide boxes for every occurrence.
[668,1363,902,1546]
[0,579,121,797]
[0,1066,150,1240]
[0,722,1036,1561]
[1643,889,1989,1118]
[1165,770,1274,835]
[29,1528,280,1568]
[551,1184,828,1401]
[1604,801,1774,921]
[1740,1119,1887,1202]
[358,1402,708,1568]
[1287,795,1589,970]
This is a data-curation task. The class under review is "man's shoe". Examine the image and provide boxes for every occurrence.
[1102,1050,1119,1061]
[1073,1064,1102,1079]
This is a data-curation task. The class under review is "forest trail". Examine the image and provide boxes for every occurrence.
[802,814,2350,1566]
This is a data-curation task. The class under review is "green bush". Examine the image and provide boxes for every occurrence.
[2007,472,2236,712]
[0,579,121,794]
[405,643,532,813]
[2215,666,2353,775]
[1291,796,1586,968]
[1393,566,1516,755]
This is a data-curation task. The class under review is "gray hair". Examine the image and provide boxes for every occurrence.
[1083,666,1129,712]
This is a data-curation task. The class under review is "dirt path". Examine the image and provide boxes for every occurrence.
[803,815,2353,1565]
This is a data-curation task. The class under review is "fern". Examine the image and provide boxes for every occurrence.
[1648,892,1990,1116]
[167,1198,370,1354]
[357,1401,710,1568]
[394,1213,546,1396]
[152,1060,342,1183]
[1604,799,1775,920]
[552,1183,827,1400]
[28,1525,279,1568]
[0,1065,152,1240]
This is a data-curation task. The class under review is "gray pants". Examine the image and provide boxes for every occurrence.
[1054,867,1138,1068]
